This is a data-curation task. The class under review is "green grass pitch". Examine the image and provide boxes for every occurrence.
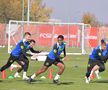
[1,47,108,90]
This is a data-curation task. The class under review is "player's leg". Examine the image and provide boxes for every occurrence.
[10,64,22,71]
[15,55,29,79]
[19,55,30,72]
[15,60,29,80]
[28,56,52,83]
[85,59,94,83]
[16,55,28,73]
[30,56,52,79]
[21,57,29,80]
[53,60,65,84]
[95,69,101,79]
[99,62,105,72]
[31,66,48,79]
[0,55,15,72]
[14,55,24,77]
[95,58,106,79]
[95,62,105,79]
[28,66,48,83]
[89,65,99,78]
[14,62,23,78]
[85,59,93,78]
[16,66,23,73]
[91,61,105,80]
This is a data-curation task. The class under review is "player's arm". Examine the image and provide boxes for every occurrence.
[29,47,41,53]
[63,45,66,57]
[62,45,67,61]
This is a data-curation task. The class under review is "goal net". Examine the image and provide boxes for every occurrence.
[7,20,93,55]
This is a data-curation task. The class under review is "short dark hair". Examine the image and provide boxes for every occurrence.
[24,32,31,36]
[30,39,36,43]
[57,35,64,40]
[101,39,106,45]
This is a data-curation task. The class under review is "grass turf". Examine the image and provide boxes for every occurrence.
[0,47,108,90]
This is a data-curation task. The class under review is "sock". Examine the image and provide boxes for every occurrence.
[15,72,19,75]
[23,72,27,77]
[54,74,60,80]
[95,70,100,78]
[31,73,36,79]
[90,70,94,77]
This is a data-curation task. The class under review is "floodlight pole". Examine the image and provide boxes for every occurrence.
[27,0,30,22]
[22,0,24,21]
[21,0,25,39]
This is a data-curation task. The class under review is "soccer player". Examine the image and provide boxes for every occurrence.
[91,40,108,80]
[14,39,41,80]
[0,32,31,80]
[85,39,108,83]
[28,35,66,84]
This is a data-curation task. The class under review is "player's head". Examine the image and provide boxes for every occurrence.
[101,39,106,50]
[24,32,31,41]
[57,35,64,45]
[29,39,36,47]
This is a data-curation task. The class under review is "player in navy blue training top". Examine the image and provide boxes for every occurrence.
[0,32,31,78]
[85,39,108,83]
[28,35,67,84]
[14,39,41,80]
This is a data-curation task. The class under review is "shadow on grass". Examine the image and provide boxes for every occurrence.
[58,81,74,85]
[17,79,42,82]
[27,80,74,85]
[0,80,3,82]
[49,81,74,85]
[92,80,108,83]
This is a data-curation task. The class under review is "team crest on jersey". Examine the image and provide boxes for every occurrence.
[98,52,101,56]
[54,49,57,53]
[21,46,24,49]
[58,46,64,52]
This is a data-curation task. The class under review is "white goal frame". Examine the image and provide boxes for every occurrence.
[8,20,87,55]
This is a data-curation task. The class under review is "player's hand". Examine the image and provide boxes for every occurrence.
[31,54,38,60]
[62,56,68,61]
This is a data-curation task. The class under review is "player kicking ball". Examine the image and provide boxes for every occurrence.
[28,35,67,84]
[85,39,108,84]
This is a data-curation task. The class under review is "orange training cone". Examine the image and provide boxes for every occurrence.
[2,70,6,79]
[47,68,53,79]
[90,73,95,80]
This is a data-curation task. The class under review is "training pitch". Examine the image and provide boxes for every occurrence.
[0,47,108,90]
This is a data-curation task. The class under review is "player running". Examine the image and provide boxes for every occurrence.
[14,39,41,79]
[28,35,67,84]
[0,32,31,79]
[85,39,108,83]
[89,40,108,80]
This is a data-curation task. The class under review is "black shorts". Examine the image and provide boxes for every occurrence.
[19,54,29,63]
[7,54,19,64]
[7,54,24,66]
[88,59,104,69]
[44,56,64,67]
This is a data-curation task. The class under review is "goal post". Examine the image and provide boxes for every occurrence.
[7,20,91,55]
